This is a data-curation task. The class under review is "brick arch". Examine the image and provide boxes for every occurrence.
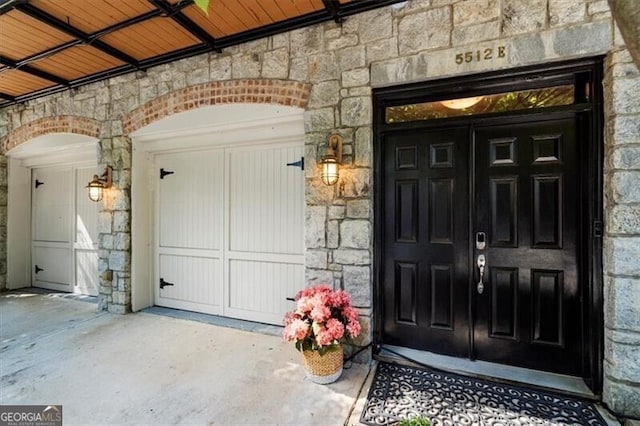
[124,79,311,135]
[2,115,101,153]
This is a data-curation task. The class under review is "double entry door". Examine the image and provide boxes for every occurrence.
[382,112,584,376]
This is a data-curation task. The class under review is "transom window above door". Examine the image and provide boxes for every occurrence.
[385,84,576,123]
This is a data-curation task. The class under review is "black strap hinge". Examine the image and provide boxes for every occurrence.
[286,157,304,170]
[160,278,174,289]
[160,168,174,179]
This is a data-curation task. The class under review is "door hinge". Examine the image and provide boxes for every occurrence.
[160,168,174,179]
[34,179,44,188]
[286,157,304,170]
[593,220,603,238]
[35,265,44,274]
[159,278,174,289]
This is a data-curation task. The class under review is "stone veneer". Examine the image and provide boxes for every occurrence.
[0,0,638,418]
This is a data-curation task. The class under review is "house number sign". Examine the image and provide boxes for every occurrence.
[455,46,506,64]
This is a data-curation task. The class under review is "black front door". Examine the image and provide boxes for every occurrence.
[381,113,584,376]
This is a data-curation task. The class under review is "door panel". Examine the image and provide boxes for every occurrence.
[158,253,221,312]
[32,168,71,243]
[75,166,100,296]
[228,146,304,255]
[473,116,580,375]
[382,127,470,358]
[155,150,224,314]
[158,151,223,251]
[75,249,99,296]
[225,144,305,324]
[75,167,99,246]
[33,245,71,291]
[227,259,304,324]
[32,167,72,292]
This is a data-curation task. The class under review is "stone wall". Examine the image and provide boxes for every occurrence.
[97,135,132,314]
[0,0,638,418]
[603,46,640,417]
[0,156,5,291]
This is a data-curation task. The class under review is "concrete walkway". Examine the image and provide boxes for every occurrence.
[0,291,372,425]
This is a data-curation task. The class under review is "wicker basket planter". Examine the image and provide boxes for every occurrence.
[301,345,344,384]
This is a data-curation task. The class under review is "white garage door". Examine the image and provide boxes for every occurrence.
[31,166,99,295]
[155,142,304,325]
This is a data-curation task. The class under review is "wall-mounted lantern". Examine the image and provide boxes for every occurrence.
[86,166,112,202]
[320,134,343,186]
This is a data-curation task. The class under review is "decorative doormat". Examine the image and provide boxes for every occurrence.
[360,362,608,426]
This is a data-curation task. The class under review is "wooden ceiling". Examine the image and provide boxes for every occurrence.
[0,0,402,108]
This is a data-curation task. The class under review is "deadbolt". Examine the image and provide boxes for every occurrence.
[476,232,486,250]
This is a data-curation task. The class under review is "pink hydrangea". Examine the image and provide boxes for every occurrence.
[283,311,297,327]
[325,318,345,340]
[283,318,309,342]
[283,284,362,351]
[347,320,361,338]
[315,327,335,347]
[296,296,314,314]
[329,290,351,308]
[310,303,331,323]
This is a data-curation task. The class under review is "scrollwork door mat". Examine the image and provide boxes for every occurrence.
[360,362,607,426]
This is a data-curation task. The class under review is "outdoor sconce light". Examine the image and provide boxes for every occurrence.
[86,166,112,202]
[321,134,343,186]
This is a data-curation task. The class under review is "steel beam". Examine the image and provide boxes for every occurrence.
[0,91,16,101]
[0,55,69,86]
[148,0,220,52]
[15,3,141,69]
[322,0,343,23]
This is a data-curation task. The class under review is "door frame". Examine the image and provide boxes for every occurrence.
[372,57,604,394]
[6,134,99,294]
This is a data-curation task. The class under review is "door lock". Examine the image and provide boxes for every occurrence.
[477,254,486,294]
[476,232,486,250]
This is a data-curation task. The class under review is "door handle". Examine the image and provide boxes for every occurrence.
[477,254,486,294]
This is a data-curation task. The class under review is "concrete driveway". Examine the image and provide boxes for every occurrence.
[0,291,372,425]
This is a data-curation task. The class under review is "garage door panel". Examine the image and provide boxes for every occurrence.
[154,141,304,324]
[227,259,303,324]
[75,167,99,246]
[228,145,304,255]
[158,254,222,309]
[158,150,223,250]
[33,168,71,243]
[76,249,99,296]
[33,245,71,290]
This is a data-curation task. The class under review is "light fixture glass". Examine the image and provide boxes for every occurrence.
[440,96,484,109]
[321,156,339,186]
[86,166,112,202]
[320,134,342,186]
[86,175,105,202]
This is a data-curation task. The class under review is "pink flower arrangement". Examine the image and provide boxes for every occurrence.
[283,284,362,355]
